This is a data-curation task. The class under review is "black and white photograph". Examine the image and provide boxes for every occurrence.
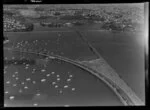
[3,2,148,107]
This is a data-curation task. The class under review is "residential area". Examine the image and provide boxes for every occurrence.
[3,4,144,32]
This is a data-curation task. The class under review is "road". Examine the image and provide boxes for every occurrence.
[4,46,144,105]
[74,30,144,105]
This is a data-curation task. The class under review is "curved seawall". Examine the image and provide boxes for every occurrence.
[4,47,144,105]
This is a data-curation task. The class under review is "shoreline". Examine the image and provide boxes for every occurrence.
[4,28,144,35]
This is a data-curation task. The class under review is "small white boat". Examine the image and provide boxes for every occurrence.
[4,40,9,44]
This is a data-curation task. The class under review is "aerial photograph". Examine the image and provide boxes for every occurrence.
[3,3,146,106]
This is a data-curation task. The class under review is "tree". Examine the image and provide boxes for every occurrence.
[34,7,44,12]
[25,23,34,31]
[54,12,61,16]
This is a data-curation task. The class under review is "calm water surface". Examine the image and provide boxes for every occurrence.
[4,49,123,106]
[4,27,123,106]
[83,31,145,102]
